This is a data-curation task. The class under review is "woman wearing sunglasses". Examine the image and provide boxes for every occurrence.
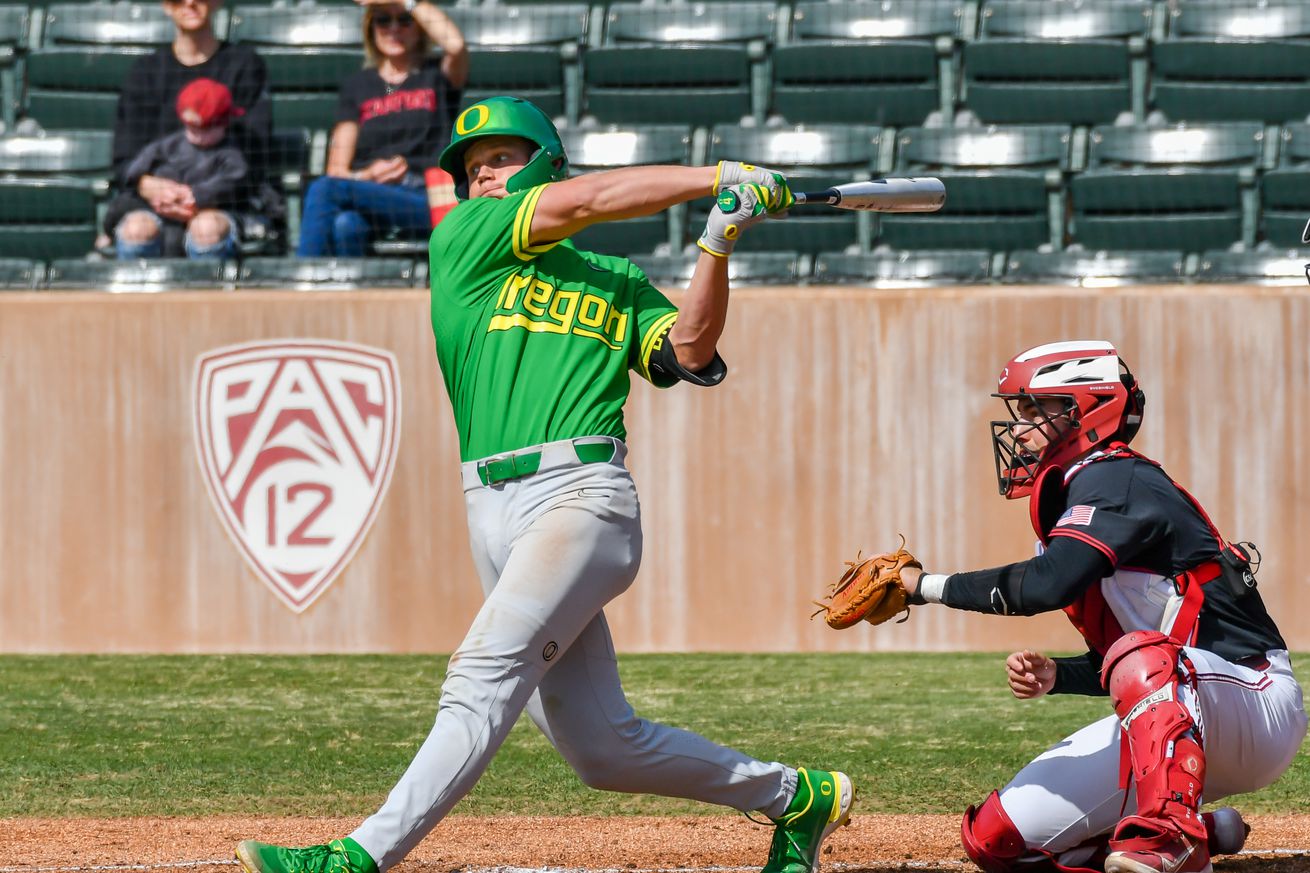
[297,0,468,256]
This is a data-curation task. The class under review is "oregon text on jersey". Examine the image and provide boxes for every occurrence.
[488,270,629,351]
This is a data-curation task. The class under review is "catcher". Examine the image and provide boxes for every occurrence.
[816,341,1307,873]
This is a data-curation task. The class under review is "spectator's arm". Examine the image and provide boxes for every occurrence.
[112,60,158,186]
[122,140,165,190]
[414,1,469,89]
[325,122,361,178]
[230,50,273,179]
[190,147,251,207]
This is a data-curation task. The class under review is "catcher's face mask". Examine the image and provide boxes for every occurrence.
[991,393,1078,499]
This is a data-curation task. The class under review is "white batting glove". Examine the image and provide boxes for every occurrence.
[697,183,772,258]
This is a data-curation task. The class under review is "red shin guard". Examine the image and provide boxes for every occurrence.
[1102,631,1207,844]
[960,792,1105,873]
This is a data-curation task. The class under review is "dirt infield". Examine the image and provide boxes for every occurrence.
[8,816,1310,873]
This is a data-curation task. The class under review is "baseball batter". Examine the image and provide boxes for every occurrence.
[236,97,854,873]
[888,341,1306,873]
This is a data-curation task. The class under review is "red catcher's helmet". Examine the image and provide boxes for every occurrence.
[991,340,1145,499]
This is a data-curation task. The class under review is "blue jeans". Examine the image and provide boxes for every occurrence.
[114,210,239,260]
[297,176,431,257]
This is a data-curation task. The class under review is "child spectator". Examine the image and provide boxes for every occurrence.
[106,0,276,257]
[107,79,249,260]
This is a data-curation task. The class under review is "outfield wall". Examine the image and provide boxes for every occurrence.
[2,285,1308,653]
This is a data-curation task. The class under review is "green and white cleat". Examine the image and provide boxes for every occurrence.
[236,838,378,873]
[761,768,856,873]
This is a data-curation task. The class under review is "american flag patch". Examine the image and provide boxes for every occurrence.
[1056,505,1096,527]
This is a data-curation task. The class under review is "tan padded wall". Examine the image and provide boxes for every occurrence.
[1,285,1306,653]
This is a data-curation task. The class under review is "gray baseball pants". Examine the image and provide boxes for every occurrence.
[351,437,795,870]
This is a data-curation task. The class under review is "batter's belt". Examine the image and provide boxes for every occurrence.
[464,436,622,488]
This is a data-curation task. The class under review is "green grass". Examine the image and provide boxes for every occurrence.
[1,653,1306,817]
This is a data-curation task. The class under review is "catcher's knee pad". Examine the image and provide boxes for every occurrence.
[1100,631,1206,840]
[961,792,1027,873]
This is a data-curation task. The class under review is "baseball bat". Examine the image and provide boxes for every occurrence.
[793,177,945,213]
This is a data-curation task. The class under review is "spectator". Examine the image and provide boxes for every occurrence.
[297,0,468,257]
[106,0,275,257]
[108,79,249,260]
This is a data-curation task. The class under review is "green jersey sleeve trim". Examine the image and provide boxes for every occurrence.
[512,184,563,262]
[636,311,680,384]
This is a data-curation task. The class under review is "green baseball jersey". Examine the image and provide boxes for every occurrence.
[430,183,681,462]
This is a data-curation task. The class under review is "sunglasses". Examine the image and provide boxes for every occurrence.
[373,13,415,28]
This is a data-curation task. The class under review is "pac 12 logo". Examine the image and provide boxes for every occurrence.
[193,340,401,612]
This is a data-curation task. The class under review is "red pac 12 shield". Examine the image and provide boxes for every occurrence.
[194,340,401,612]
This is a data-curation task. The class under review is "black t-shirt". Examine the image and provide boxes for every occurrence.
[335,59,461,173]
[112,43,271,190]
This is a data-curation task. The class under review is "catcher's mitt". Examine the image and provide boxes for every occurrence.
[812,537,922,629]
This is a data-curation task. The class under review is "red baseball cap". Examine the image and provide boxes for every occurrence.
[176,78,244,127]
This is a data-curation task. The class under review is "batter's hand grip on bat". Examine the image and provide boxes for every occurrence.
[794,177,946,213]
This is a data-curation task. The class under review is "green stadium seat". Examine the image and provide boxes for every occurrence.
[1000,250,1186,285]
[563,124,692,256]
[448,4,588,123]
[772,1,964,126]
[1070,122,1263,251]
[237,256,419,289]
[1152,2,1310,123]
[584,2,777,126]
[628,251,806,287]
[0,257,42,289]
[228,6,364,130]
[881,125,1070,250]
[0,129,113,177]
[1263,123,1310,247]
[963,0,1152,124]
[701,124,885,253]
[0,177,96,259]
[812,250,992,286]
[24,4,174,130]
[1194,249,1306,285]
[0,5,31,127]
[44,258,234,291]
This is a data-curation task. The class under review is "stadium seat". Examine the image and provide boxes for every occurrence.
[236,256,419,289]
[628,251,806,287]
[448,4,588,123]
[563,124,692,256]
[24,4,175,130]
[700,124,885,253]
[0,5,32,128]
[1152,2,1310,123]
[1261,123,1310,247]
[0,257,42,289]
[1194,249,1306,285]
[0,129,113,177]
[812,250,992,286]
[963,0,1152,124]
[1000,250,1186,285]
[880,125,1070,250]
[228,6,365,131]
[772,0,965,126]
[584,2,777,126]
[44,258,234,291]
[1070,122,1263,251]
[0,177,96,259]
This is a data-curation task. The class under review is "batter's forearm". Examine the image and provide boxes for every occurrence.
[668,251,730,371]
[530,166,716,243]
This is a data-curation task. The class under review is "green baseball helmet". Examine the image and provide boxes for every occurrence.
[439,97,569,199]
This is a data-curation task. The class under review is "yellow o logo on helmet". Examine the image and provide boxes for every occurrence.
[456,105,490,136]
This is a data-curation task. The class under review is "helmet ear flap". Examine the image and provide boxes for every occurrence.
[1119,373,1146,444]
